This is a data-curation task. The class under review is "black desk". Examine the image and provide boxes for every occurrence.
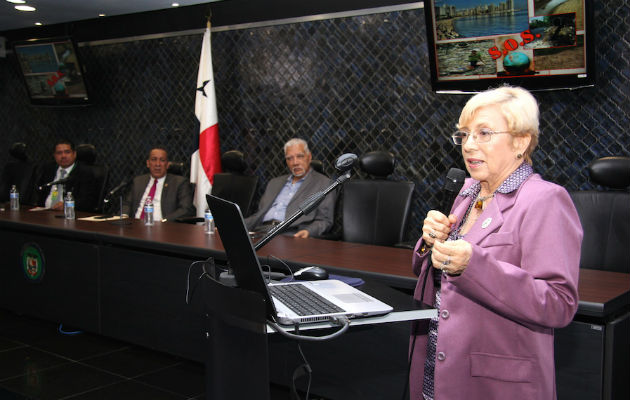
[1,210,628,399]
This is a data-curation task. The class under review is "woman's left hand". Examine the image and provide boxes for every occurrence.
[431,239,472,276]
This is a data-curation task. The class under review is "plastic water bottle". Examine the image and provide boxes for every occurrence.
[204,209,215,234]
[64,192,75,219]
[9,185,20,210]
[143,198,154,226]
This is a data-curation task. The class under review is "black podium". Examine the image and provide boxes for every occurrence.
[201,273,272,399]
[199,272,437,400]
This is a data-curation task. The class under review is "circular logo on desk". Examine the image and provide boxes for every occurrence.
[21,243,45,282]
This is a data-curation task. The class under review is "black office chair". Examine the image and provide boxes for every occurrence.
[211,150,258,216]
[570,156,630,273]
[167,161,185,176]
[310,159,325,176]
[76,143,109,212]
[0,142,37,204]
[341,151,415,246]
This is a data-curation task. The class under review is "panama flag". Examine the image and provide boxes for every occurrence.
[191,23,221,217]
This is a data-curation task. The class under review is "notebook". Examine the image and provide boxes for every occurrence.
[206,194,393,325]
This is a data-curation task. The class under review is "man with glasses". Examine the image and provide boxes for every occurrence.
[245,138,335,238]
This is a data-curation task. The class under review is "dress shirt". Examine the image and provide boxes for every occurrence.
[45,163,76,208]
[134,175,166,220]
[262,172,307,222]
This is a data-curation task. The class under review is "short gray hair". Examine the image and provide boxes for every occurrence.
[457,86,539,164]
[283,138,310,155]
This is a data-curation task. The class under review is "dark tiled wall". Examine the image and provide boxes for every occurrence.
[1,2,628,241]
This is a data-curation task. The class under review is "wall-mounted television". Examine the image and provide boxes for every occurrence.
[423,0,595,93]
[13,37,91,106]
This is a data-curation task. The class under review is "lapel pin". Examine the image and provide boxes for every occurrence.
[481,217,492,229]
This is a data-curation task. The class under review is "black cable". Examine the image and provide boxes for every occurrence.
[185,256,222,304]
[291,341,313,400]
[270,254,295,280]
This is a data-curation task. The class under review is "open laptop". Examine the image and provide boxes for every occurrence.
[206,194,393,326]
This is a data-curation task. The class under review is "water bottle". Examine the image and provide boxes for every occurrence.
[143,198,154,226]
[64,192,75,219]
[204,209,215,234]
[9,185,20,210]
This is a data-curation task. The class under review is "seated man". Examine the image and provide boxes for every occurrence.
[245,138,335,238]
[34,139,99,212]
[123,147,194,221]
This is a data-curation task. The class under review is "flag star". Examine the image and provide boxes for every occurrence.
[197,80,211,97]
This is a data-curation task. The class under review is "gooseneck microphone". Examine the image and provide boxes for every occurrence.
[39,176,71,190]
[440,168,466,215]
[253,153,358,251]
[103,177,133,203]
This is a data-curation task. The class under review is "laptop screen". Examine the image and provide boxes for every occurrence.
[206,194,278,321]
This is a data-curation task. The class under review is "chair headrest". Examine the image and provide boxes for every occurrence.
[76,144,96,165]
[9,142,28,161]
[221,150,246,174]
[359,151,396,179]
[310,160,324,175]
[588,156,630,189]
[168,161,185,175]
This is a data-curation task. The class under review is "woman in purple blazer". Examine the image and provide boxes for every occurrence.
[409,86,582,400]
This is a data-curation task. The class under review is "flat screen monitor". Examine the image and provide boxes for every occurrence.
[423,0,595,93]
[13,37,91,106]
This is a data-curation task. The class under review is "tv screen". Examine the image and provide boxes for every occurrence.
[13,37,91,106]
[423,0,595,93]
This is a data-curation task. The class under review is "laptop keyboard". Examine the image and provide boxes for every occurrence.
[269,284,346,316]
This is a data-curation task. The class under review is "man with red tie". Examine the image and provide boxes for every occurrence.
[123,148,194,221]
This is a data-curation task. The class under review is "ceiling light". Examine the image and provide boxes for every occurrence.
[15,5,36,11]
[6,0,27,4]
[35,22,42,26]
[98,13,106,17]
[172,3,180,7]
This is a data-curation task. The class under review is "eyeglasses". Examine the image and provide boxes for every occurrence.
[451,128,511,145]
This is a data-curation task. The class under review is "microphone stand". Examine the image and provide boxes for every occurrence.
[109,194,131,225]
[104,179,133,226]
[254,170,352,251]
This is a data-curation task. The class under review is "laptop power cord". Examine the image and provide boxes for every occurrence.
[267,315,350,342]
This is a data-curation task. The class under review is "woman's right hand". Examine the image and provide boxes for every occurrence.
[422,210,458,248]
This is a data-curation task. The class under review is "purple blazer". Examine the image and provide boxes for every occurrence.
[409,173,582,400]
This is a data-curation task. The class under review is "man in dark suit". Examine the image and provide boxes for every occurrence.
[123,147,194,221]
[245,138,335,238]
[34,139,99,212]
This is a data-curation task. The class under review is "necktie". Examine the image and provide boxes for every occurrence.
[140,179,158,220]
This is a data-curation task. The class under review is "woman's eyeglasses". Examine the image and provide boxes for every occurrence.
[451,128,511,145]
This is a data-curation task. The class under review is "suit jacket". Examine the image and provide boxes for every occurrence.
[244,170,335,237]
[34,161,99,212]
[122,174,194,221]
[409,174,582,400]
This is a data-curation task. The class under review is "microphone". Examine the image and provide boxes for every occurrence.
[103,177,133,202]
[440,168,466,215]
[39,176,71,190]
[334,153,358,172]
[254,153,358,250]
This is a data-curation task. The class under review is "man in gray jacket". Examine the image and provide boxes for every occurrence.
[245,138,335,238]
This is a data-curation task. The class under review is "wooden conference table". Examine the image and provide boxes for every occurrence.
[0,209,628,399]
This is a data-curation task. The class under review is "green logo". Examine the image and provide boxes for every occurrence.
[21,243,45,282]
